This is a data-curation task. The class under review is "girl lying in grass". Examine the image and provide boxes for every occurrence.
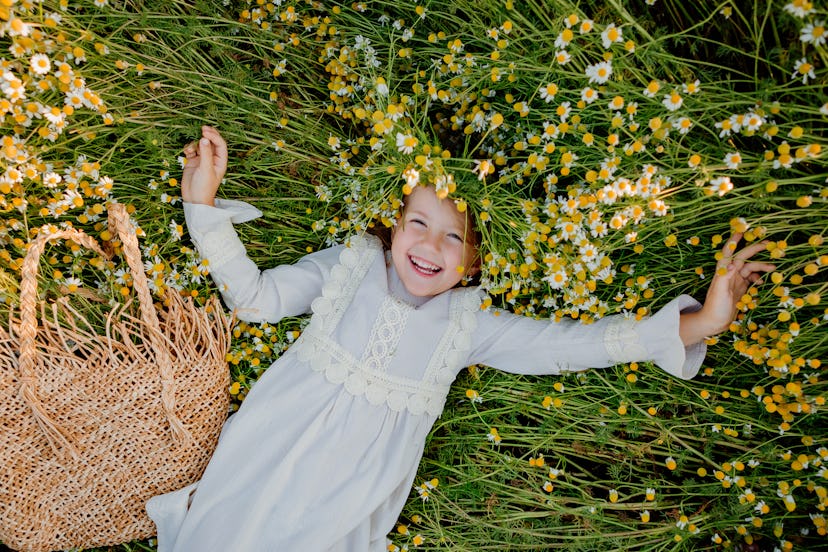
[147,125,775,551]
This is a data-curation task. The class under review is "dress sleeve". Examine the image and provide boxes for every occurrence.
[466,295,706,380]
[183,199,343,323]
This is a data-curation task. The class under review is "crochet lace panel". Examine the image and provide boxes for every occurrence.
[604,315,648,364]
[295,235,480,417]
[361,295,409,373]
[195,225,246,270]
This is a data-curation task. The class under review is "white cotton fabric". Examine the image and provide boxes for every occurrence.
[146,201,706,552]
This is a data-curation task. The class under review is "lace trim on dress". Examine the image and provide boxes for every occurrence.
[308,235,379,333]
[295,235,482,417]
[424,289,481,387]
[196,226,247,270]
[604,315,648,364]
[361,295,410,373]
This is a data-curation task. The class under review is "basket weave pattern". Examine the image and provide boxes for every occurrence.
[0,204,231,552]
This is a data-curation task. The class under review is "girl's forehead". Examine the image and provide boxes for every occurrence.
[404,186,466,226]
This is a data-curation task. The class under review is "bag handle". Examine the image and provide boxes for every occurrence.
[18,203,190,459]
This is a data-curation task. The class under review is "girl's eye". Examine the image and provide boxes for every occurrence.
[447,232,463,242]
[410,218,426,227]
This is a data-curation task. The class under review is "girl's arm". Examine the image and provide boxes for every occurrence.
[184,201,342,324]
[180,126,342,323]
[468,294,705,380]
[467,233,773,380]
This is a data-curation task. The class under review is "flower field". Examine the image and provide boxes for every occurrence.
[0,0,826,550]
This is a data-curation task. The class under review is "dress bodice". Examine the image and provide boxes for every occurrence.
[294,235,481,417]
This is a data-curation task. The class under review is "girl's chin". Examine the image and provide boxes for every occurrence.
[400,274,457,297]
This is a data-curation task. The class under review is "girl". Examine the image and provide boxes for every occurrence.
[147,126,774,551]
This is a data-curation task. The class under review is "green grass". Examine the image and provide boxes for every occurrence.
[0,0,826,550]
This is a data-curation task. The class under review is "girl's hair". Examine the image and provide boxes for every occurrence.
[369,222,393,250]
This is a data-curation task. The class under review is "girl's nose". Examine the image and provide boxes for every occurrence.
[421,230,442,252]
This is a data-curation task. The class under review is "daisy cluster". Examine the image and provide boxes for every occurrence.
[235,0,826,549]
[0,0,118,303]
[240,3,707,323]
[0,0,223,307]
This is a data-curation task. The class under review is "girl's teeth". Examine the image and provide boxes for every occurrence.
[411,257,440,273]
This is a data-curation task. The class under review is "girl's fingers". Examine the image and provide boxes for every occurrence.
[197,136,213,159]
[202,125,226,148]
[721,232,743,257]
[739,261,776,278]
[200,125,228,170]
[719,234,771,269]
[734,240,770,261]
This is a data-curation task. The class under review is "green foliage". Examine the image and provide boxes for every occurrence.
[0,0,825,550]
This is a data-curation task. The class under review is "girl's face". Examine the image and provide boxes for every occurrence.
[391,185,479,298]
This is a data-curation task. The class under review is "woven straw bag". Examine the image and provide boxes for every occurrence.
[0,203,231,552]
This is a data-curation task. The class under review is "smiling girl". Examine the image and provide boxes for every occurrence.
[147,126,774,551]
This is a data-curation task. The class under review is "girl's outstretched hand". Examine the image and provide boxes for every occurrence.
[679,233,776,346]
[181,125,228,206]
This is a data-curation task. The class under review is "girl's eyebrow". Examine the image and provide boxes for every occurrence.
[406,208,429,218]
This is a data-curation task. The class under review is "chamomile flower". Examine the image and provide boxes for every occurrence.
[169,219,184,241]
[327,134,341,151]
[556,101,571,122]
[724,151,742,169]
[375,76,388,95]
[62,276,83,292]
[30,54,51,75]
[800,20,826,46]
[539,82,558,102]
[580,87,599,104]
[42,171,62,188]
[402,167,420,190]
[792,57,815,84]
[544,268,568,289]
[557,219,581,241]
[554,28,574,48]
[709,176,733,196]
[674,116,693,134]
[643,80,660,98]
[395,132,418,154]
[662,91,683,111]
[743,111,765,132]
[555,50,571,65]
[472,159,495,181]
[585,61,612,84]
[487,427,502,444]
[783,0,815,18]
[601,24,623,49]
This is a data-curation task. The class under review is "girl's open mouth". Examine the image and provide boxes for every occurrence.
[409,255,442,276]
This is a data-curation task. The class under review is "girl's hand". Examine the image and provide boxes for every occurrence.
[679,233,776,346]
[181,125,228,206]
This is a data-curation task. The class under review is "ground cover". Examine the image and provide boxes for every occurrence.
[0,0,825,550]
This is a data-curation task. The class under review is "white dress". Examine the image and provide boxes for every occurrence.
[146,200,706,552]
